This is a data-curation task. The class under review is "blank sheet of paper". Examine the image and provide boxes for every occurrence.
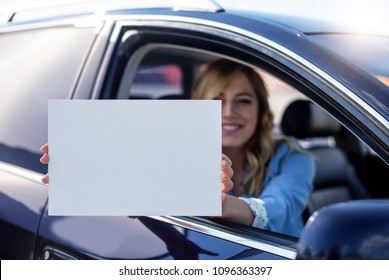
[48,100,221,216]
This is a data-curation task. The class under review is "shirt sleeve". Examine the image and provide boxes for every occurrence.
[259,142,315,236]
[239,197,268,229]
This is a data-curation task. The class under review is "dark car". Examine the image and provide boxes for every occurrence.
[0,0,388,260]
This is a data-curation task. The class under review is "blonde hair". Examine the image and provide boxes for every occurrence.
[192,59,275,196]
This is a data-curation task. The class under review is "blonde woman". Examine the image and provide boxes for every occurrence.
[193,59,315,236]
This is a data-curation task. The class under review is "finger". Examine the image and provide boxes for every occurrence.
[221,153,232,166]
[40,153,49,164]
[222,160,234,179]
[41,174,49,184]
[41,143,48,154]
[221,173,233,193]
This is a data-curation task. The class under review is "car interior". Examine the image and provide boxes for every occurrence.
[114,43,385,229]
[280,99,370,220]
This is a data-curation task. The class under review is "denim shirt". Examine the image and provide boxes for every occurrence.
[240,138,315,237]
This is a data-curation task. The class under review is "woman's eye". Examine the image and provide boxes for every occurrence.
[238,99,252,104]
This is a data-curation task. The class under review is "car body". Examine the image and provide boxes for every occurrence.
[0,0,388,260]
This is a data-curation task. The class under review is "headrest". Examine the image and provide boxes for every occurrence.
[281,100,341,138]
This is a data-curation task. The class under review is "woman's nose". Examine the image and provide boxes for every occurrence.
[222,101,235,116]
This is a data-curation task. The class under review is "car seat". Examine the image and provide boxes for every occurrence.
[280,100,370,219]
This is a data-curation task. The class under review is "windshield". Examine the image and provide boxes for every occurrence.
[309,34,389,87]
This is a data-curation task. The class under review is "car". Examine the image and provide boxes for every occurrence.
[0,0,388,260]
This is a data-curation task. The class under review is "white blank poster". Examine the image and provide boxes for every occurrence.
[48,100,221,216]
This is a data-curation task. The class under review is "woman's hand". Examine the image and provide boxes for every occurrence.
[40,143,49,184]
[221,153,234,201]
[218,153,254,226]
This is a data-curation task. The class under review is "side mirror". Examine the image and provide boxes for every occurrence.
[296,200,389,259]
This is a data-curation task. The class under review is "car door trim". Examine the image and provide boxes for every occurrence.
[0,162,43,184]
[150,216,297,259]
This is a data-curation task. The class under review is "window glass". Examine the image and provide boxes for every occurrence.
[0,26,96,172]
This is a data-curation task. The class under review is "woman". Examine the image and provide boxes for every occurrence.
[192,59,315,236]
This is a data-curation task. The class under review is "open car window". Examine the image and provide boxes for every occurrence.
[100,23,388,243]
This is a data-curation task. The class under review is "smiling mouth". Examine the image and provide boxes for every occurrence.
[222,124,242,133]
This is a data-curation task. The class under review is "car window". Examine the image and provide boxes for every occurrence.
[104,24,387,242]
[0,26,96,173]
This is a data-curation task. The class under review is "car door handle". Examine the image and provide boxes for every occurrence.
[42,246,79,260]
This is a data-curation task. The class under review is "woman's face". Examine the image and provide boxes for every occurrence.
[216,72,259,149]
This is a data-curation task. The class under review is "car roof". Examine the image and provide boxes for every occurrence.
[221,0,389,36]
[2,0,388,36]
[1,0,223,25]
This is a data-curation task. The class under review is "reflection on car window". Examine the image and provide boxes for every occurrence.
[0,26,96,172]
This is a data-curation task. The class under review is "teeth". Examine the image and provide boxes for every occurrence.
[223,125,240,131]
